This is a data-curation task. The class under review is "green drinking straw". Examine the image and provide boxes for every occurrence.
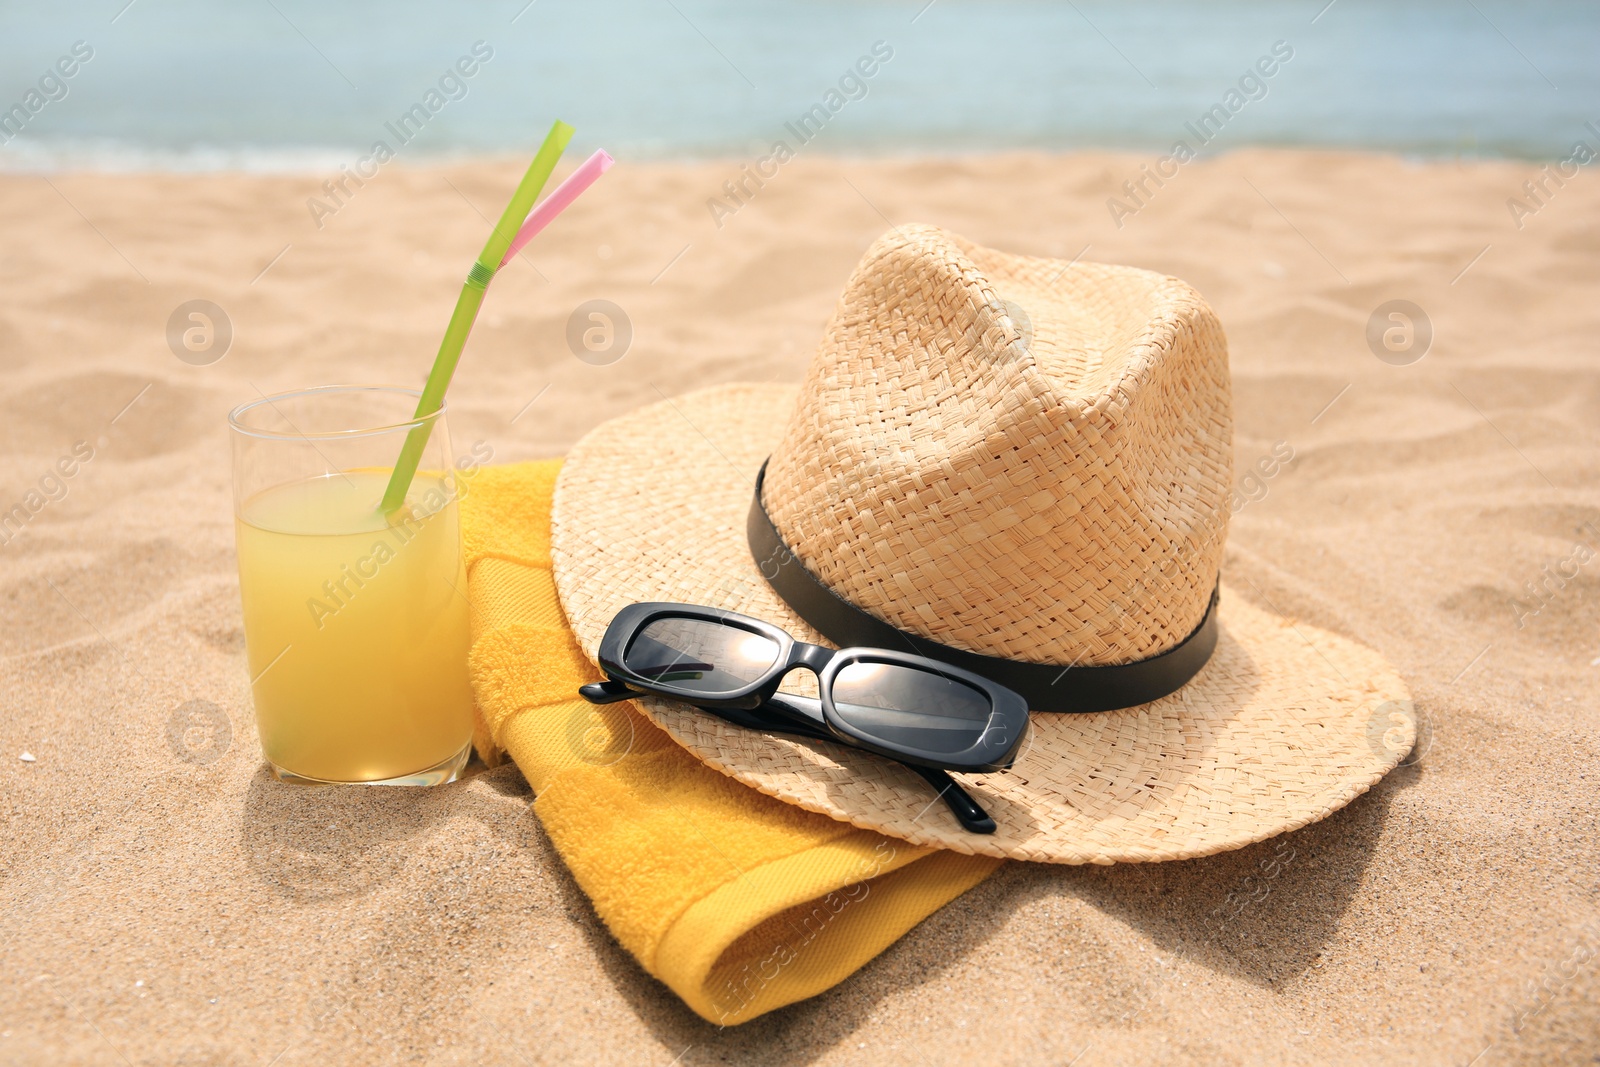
[380,119,575,513]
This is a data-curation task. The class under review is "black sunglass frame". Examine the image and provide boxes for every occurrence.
[586,602,1029,775]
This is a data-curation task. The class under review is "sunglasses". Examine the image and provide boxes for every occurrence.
[578,603,1031,834]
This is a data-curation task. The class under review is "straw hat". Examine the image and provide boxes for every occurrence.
[551,224,1413,864]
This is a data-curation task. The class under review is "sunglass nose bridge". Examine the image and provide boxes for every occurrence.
[789,642,835,675]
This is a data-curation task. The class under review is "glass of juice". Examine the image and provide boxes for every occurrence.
[228,385,474,786]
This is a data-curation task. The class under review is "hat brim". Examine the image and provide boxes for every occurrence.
[551,384,1415,864]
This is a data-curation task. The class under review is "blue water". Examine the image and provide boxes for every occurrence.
[1,0,1596,169]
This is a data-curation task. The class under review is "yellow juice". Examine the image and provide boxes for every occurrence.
[235,470,473,782]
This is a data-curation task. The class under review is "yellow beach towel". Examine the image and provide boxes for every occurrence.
[460,459,1001,1025]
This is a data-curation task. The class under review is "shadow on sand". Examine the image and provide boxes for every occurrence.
[238,759,532,904]
[553,761,1420,1065]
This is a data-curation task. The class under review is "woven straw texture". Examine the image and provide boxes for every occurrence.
[763,225,1231,666]
[551,228,1413,863]
[551,392,1413,864]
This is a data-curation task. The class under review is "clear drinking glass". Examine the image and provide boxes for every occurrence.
[228,386,473,785]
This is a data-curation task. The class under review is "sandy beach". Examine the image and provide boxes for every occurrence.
[1,150,1597,1064]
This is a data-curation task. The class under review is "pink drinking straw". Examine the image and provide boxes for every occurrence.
[499,149,614,267]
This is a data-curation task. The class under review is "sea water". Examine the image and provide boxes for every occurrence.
[1,0,1595,170]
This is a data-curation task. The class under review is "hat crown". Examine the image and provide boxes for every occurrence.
[762,225,1234,667]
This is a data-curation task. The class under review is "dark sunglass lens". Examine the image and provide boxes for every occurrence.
[830,662,993,755]
[626,618,781,695]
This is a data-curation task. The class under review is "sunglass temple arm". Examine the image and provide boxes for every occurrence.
[903,764,997,834]
[579,679,640,704]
